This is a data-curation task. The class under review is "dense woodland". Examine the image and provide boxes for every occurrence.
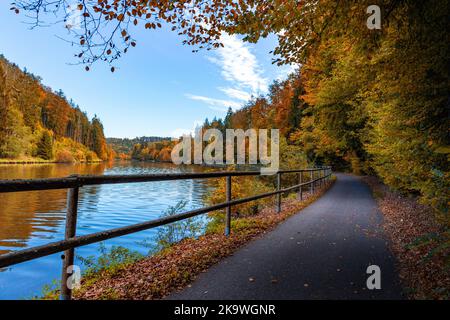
[4,1,448,218]
[7,1,447,218]
[130,139,176,162]
[107,136,172,160]
[114,1,448,222]
[0,55,113,162]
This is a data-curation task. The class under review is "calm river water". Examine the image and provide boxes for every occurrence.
[0,161,212,299]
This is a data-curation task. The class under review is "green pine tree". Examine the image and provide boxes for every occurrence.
[37,131,53,160]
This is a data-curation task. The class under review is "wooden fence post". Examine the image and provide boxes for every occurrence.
[318,169,321,188]
[321,168,324,188]
[310,170,314,194]
[60,185,79,300]
[298,171,303,201]
[225,176,231,236]
[276,172,281,213]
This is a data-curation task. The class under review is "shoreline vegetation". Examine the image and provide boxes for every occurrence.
[0,158,105,165]
[38,176,335,300]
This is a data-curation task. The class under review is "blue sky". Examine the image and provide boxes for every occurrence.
[0,3,295,138]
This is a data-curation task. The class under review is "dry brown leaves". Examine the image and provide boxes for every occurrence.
[75,183,334,300]
[363,176,449,300]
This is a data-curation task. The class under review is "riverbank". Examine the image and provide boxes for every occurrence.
[68,178,336,300]
[363,176,449,300]
[0,161,213,299]
[0,158,104,165]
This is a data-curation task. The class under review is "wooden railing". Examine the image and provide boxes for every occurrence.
[0,166,332,299]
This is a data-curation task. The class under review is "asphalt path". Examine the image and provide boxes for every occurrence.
[169,173,404,300]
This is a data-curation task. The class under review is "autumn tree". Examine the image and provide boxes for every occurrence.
[363,2,449,213]
[36,130,53,160]
[90,116,108,160]
[0,59,32,158]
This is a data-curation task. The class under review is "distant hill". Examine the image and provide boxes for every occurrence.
[107,136,172,158]
[0,54,113,162]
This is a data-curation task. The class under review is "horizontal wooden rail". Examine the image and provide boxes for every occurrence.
[0,168,327,193]
[0,166,332,299]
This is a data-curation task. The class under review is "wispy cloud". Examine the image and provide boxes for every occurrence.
[210,33,269,95]
[218,87,252,101]
[275,63,300,81]
[187,34,269,111]
[185,94,241,111]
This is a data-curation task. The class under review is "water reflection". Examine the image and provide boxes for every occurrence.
[0,163,108,254]
[0,161,211,299]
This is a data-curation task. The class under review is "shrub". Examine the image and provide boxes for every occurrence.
[78,242,144,278]
[138,201,205,254]
[205,173,272,217]
[85,151,97,162]
[55,149,75,163]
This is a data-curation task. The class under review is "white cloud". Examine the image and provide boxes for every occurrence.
[218,87,252,101]
[185,94,241,111]
[276,63,300,81]
[209,34,269,95]
[185,34,276,112]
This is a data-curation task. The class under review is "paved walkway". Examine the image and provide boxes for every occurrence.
[169,174,404,300]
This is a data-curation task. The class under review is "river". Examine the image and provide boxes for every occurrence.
[0,161,213,299]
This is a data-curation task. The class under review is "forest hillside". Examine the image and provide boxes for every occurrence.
[107,136,171,160]
[0,55,113,163]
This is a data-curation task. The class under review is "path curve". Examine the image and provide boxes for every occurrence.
[169,173,404,300]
